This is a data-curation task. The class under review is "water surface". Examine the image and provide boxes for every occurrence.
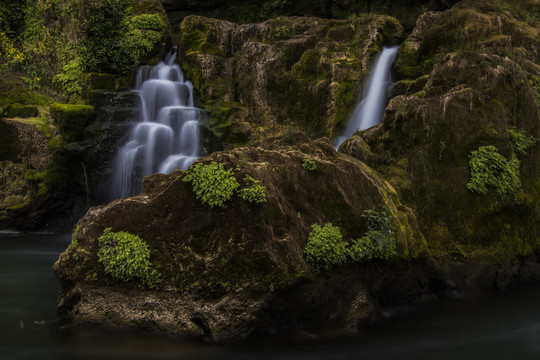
[2,231,540,359]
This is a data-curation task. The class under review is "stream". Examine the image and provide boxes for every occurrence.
[2,231,540,359]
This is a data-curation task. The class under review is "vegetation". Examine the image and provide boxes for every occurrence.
[509,128,536,156]
[239,175,267,204]
[98,228,161,289]
[349,209,397,261]
[183,162,240,208]
[304,223,348,272]
[302,157,317,171]
[304,209,397,272]
[467,145,521,196]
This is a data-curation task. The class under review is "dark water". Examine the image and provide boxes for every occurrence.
[2,231,540,360]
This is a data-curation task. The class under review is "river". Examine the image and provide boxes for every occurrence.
[2,231,540,360]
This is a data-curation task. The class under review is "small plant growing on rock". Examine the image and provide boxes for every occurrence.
[98,228,161,289]
[349,209,397,261]
[183,162,240,208]
[508,128,536,156]
[467,145,521,196]
[304,223,348,272]
[273,27,292,40]
[302,157,317,171]
[239,175,267,204]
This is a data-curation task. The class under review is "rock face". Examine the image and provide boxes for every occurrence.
[179,15,403,149]
[54,139,427,340]
[345,0,540,256]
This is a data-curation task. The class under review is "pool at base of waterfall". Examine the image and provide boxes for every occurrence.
[2,230,540,359]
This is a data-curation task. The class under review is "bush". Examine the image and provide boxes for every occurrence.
[239,175,267,204]
[302,157,317,171]
[183,162,240,208]
[349,209,396,261]
[467,145,521,196]
[97,228,161,288]
[304,223,348,272]
[509,128,536,156]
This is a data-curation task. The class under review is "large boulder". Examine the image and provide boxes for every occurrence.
[54,139,427,340]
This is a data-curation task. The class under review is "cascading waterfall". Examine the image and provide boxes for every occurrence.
[333,46,399,149]
[112,47,205,198]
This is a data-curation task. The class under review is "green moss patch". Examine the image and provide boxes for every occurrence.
[50,103,95,142]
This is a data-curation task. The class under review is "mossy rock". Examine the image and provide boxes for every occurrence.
[6,104,39,118]
[50,103,95,143]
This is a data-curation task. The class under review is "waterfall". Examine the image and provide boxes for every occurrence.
[333,46,399,149]
[112,47,205,198]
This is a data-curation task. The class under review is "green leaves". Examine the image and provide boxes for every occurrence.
[467,145,521,196]
[304,209,397,273]
[97,228,161,289]
[509,128,536,156]
[183,162,240,208]
[302,157,317,171]
[304,223,348,273]
[183,162,269,207]
[239,175,267,204]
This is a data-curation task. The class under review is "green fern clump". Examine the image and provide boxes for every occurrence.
[239,175,267,204]
[304,223,348,272]
[304,210,397,273]
[467,145,521,196]
[302,157,317,171]
[98,228,161,289]
[349,209,396,261]
[183,162,240,208]
[509,128,536,156]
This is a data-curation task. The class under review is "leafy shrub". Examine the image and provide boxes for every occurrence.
[509,128,536,156]
[183,162,240,208]
[98,228,161,289]
[52,59,83,97]
[302,157,317,171]
[349,209,396,261]
[467,145,521,196]
[239,175,267,204]
[304,223,348,272]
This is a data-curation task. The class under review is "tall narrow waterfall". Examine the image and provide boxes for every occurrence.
[333,46,399,149]
[112,47,204,198]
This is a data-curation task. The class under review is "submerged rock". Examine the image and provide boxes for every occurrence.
[54,139,427,340]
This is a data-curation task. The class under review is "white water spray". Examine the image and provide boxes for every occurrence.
[333,46,399,149]
[112,47,205,198]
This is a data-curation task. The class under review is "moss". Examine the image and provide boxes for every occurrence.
[6,104,38,118]
[49,103,95,142]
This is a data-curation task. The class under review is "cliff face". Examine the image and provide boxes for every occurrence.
[345,0,540,257]
[179,15,403,149]
[54,139,427,340]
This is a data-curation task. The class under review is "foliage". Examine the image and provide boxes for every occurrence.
[68,225,80,251]
[349,209,396,261]
[183,162,240,208]
[304,223,348,272]
[509,128,536,156]
[273,27,292,40]
[467,145,521,196]
[52,59,83,97]
[129,14,165,31]
[239,175,267,204]
[302,157,317,171]
[0,32,24,71]
[97,228,161,288]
